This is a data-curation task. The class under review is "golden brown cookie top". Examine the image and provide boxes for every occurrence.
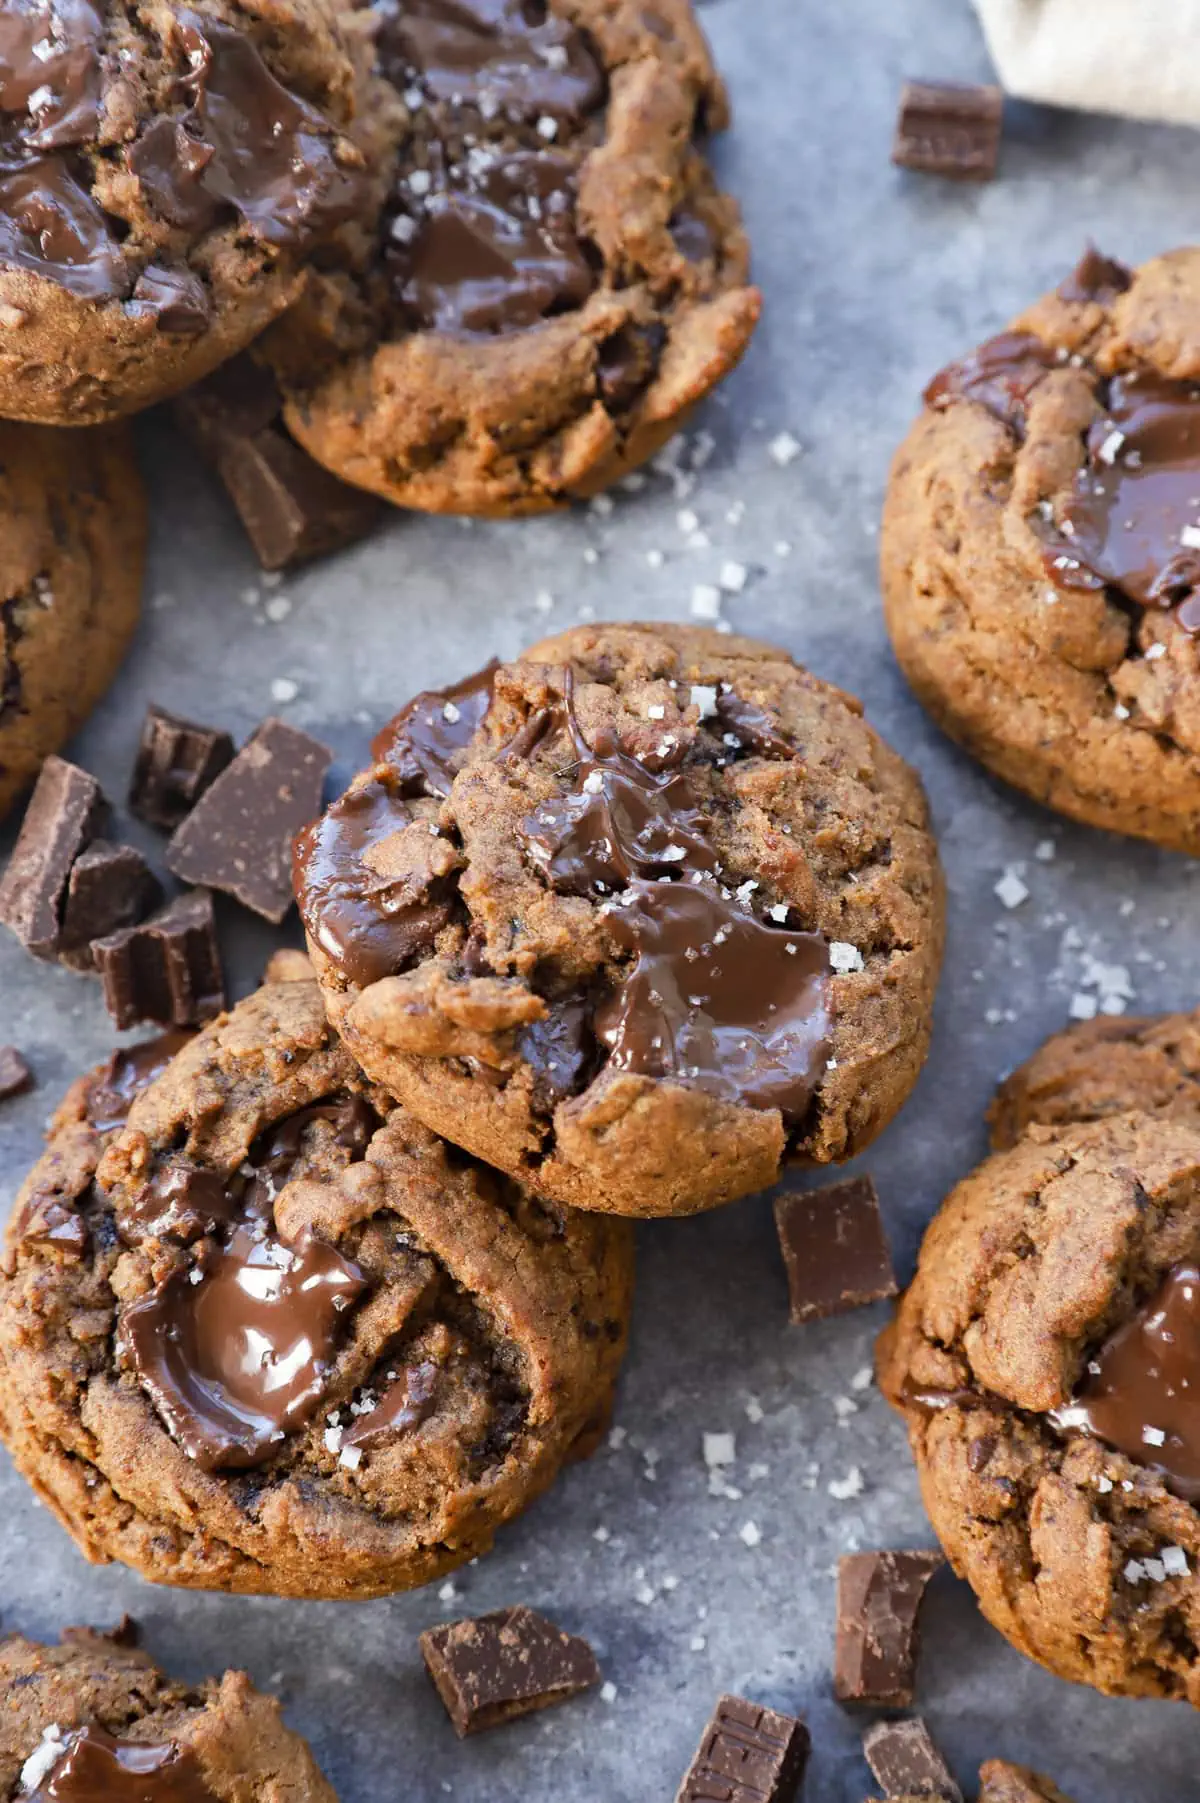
[296,621,944,1216]
[0,980,632,1597]
[990,1008,1200,1149]
[0,1631,335,1802]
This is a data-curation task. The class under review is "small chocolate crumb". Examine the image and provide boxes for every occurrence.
[166,718,331,922]
[0,757,109,959]
[863,1717,963,1802]
[63,1614,141,1649]
[774,1176,897,1323]
[0,1045,32,1101]
[835,1549,944,1708]
[174,358,381,571]
[93,890,225,1030]
[675,1694,810,1803]
[420,1605,599,1737]
[130,705,236,831]
[58,842,163,972]
[892,80,1003,181]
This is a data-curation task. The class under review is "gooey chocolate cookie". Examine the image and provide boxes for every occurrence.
[989,1007,1200,1150]
[882,246,1200,856]
[266,0,760,514]
[295,622,944,1217]
[0,0,376,424]
[1,1629,336,1802]
[0,981,633,1597]
[879,1108,1200,1705]
[0,420,144,821]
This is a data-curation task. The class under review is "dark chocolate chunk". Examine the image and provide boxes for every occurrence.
[835,1549,944,1708]
[58,841,164,971]
[173,359,380,571]
[774,1176,897,1323]
[127,264,212,334]
[0,756,110,959]
[129,704,236,831]
[0,1045,32,1100]
[892,80,1003,181]
[93,890,225,1031]
[166,718,331,922]
[420,1606,600,1737]
[675,1694,810,1803]
[1057,246,1133,306]
[862,1717,962,1802]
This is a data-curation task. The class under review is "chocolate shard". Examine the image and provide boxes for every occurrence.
[93,890,225,1031]
[129,704,236,831]
[174,357,380,571]
[0,756,110,959]
[0,1045,32,1101]
[835,1549,945,1708]
[166,718,331,922]
[675,1694,810,1803]
[420,1606,600,1737]
[58,841,164,971]
[774,1176,897,1324]
[892,80,1003,181]
[863,1717,962,1802]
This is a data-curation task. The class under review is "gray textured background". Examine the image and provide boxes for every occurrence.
[4,2,1200,1797]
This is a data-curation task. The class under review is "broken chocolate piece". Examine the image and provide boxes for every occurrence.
[420,1606,599,1737]
[166,717,331,922]
[0,756,109,959]
[58,841,163,971]
[892,80,1003,181]
[863,1717,962,1802]
[675,1694,810,1803]
[0,1045,32,1100]
[835,1549,944,1707]
[174,358,380,570]
[774,1176,897,1323]
[130,705,235,831]
[93,890,225,1030]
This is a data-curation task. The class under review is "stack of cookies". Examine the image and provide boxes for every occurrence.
[0,0,761,826]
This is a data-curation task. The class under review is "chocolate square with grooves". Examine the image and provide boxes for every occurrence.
[675,1694,809,1803]
[863,1717,963,1802]
[420,1605,599,1737]
[92,890,225,1031]
[130,705,236,831]
[165,717,331,922]
[835,1548,944,1707]
[774,1176,897,1323]
[892,80,1003,181]
[0,757,110,959]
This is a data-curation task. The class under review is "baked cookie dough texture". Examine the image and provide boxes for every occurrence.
[881,1044,1200,1705]
[883,246,1200,856]
[0,418,145,821]
[296,622,945,1218]
[0,0,759,510]
[0,980,633,1597]
[0,1629,336,1802]
[887,1764,1073,1803]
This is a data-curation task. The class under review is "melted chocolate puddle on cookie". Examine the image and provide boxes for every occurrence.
[925,330,1059,435]
[27,1725,218,1803]
[0,0,103,152]
[371,658,497,794]
[84,1030,193,1134]
[1050,1261,1200,1500]
[122,1099,372,1470]
[344,1356,439,1447]
[377,0,603,335]
[520,671,831,1121]
[1041,372,1200,635]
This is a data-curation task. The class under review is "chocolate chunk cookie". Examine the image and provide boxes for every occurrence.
[1,1628,335,1801]
[0,420,144,821]
[0,0,376,425]
[990,1008,1200,1149]
[266,0,760,514]
[879,1762,1073,1803]
[295,622,944,1217]
[882,246,1200,856]
[879,1109,1200,1705]
[0,981,633,1597]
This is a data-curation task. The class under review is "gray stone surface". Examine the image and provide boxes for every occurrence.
[2,2,1200,1798]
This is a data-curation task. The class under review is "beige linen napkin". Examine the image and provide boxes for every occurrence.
[974,0,1200,127]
